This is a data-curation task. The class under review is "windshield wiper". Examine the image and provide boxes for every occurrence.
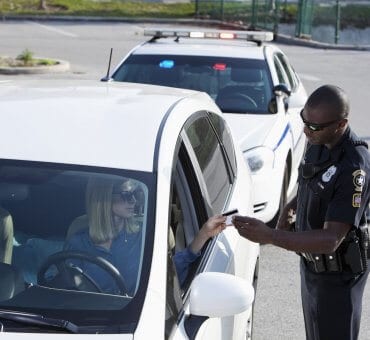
[0,309,78,333]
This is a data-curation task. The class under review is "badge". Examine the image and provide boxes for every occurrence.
[352,169,366,192]
[322,165,337,183]
[352,193,362,207]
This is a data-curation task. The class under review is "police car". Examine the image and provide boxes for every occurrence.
[0,80,259,339]
[109,28,308,224]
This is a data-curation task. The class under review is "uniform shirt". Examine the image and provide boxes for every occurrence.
[296,127,370,233]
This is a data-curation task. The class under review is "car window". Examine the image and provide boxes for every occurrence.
[208,111,237,177]
[165,145,205,336]
[275,52,299,91]
[112,54,273,114]
[273,54,288,86]
[185,115,232,214]
[0,161,154,329]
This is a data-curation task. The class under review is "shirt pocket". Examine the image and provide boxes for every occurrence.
[307,176,336,226]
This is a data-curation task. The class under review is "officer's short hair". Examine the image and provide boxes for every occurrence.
[306,84,349,119]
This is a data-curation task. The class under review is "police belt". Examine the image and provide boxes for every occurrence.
[300,225,369,275]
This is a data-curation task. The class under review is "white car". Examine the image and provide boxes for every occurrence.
[109,28,308,224]
[0,80,259,339]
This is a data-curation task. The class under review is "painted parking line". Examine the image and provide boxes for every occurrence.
[299,73,321,82]
[27,21,78,38]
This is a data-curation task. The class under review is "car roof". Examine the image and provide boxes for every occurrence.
[0,80,216,172]
[132,38,268,59]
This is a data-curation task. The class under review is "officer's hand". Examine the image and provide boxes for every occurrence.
[232,215,273,244]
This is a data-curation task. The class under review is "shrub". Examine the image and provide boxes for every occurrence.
[16,49,34,66]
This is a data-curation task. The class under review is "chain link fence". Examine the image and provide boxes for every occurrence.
[194,0,370,44]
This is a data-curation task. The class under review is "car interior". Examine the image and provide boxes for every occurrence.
[0,167,149,304]
[215,68,267,113]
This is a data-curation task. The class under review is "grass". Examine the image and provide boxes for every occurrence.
[0,49,58,67]
[0,0,195,18]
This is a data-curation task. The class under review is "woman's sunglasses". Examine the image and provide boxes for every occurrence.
[300,109,340,132]
[113,190,138,202]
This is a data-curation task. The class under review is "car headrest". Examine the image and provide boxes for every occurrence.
[0,183,29,202]
[231,68,262,83]
[151,67,181,86]
[0,263,24,300]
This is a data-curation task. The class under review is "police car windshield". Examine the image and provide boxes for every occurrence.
[112,55,273,114]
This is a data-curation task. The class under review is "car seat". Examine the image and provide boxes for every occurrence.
[150,67,181,88]
[66,214,89,241]
[181,66,217,97]
[0,183,29,265]
[0,262,24,301]
[0,206,13,264]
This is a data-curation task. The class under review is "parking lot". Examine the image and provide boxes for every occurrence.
[1,20,370,339]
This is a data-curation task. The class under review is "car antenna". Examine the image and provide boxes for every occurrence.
[101,47,113,82]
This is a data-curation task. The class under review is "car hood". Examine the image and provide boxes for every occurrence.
[224,113,278,152]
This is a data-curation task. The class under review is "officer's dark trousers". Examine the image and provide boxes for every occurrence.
[300,259,369,340]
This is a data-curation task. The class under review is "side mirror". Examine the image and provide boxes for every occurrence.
[273,84,291,97]
[269,84,291,113]
[184,272,254,339]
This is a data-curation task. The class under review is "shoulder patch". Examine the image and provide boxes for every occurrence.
[352,193,362,207]
[352,169,366,192]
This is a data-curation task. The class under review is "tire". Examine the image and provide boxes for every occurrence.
[267,164,289,228]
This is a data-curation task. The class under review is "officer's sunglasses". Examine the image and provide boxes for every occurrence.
[300,109,340,132]
[113,190,137,202]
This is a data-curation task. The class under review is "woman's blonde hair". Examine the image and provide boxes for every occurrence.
[86,177,139,244]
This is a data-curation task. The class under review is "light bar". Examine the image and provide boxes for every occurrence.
[219,32,235,39]
[144,28,274,43]
[189,31,205,38]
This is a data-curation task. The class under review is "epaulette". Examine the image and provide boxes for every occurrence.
[351,140,368,149]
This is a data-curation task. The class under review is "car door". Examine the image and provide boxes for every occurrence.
[165,112,256,340]
[273,53,306,168]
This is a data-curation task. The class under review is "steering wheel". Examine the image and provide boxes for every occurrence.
[217,92,258,113]
[37,251,128,296]
[228,93,258,109]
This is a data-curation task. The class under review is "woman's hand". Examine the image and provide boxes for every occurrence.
[190,215,226,254]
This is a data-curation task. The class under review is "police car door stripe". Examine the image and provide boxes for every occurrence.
[273,123,290,151]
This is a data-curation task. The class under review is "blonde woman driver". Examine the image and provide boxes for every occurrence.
[65,177,226,295]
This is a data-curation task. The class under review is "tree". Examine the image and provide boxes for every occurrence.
[39,0,47,10]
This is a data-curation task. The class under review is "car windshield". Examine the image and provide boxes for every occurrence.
[112,54,273,114]
[0,161,154,332]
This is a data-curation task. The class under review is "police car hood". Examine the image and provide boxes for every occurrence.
[224,113,278,152]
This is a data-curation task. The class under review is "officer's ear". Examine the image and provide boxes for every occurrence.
[338,118,348,130]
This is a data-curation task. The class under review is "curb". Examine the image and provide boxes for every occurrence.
[1,14,370,51]
[0,59,70,75]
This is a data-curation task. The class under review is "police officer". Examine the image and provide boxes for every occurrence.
[233,85,370,340]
